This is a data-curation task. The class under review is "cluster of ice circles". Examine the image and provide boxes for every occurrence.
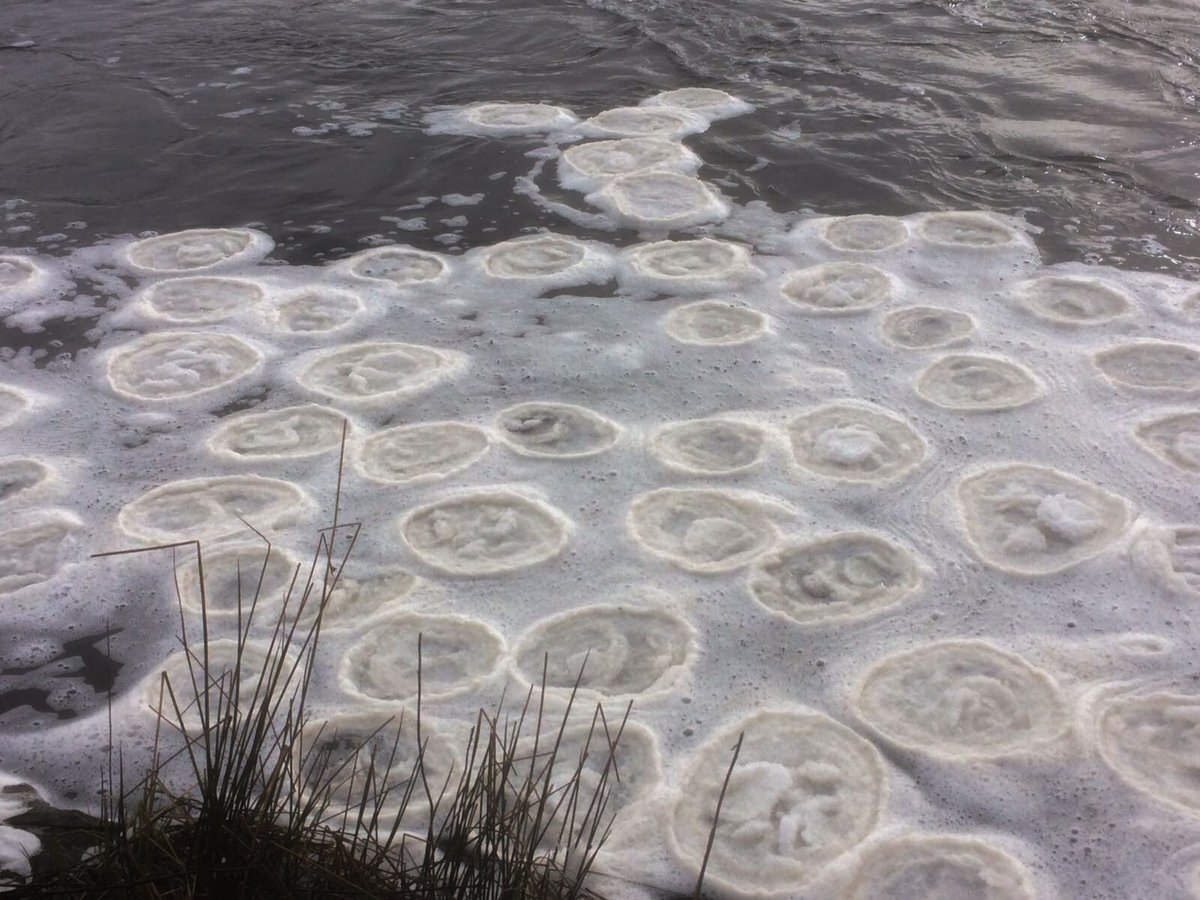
[2,85,1199,900]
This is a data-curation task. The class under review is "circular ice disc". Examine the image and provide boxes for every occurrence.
[820,215,908,252]
[1094,341,1200,392]
[748,532,922,625]
[558,138,700,191]
[0,386,30,428]
[140,276,266,324]
[118,475,312,544]
[297,341,465,403]
[641,87,752,120]
[650,418,767,475]
[208,404,347,461]
[320,570,419,628]
[627,488,779,573]
[0,511,80,594]
[781,262,893,314]
[853,640,1068,758]
[494,401,620,459]
[357,421,489,484]
[147,638,273,733]
[581,106,708,139]
[1097,692,1200,816]
[623,238,756,293]
[955,463,1133,575]
[173,542,300,619]
[1130,523,1200,599]
[0,458,51,507]
[299,709,457,821]
[842,835,1036,900]
[0,255,44,292]
[787,403,927,483]
[345,246,449,287]
[917,212,1018,248]
[1016,275,1133,325]
[1135,410,1200,473]
[587,172,729,230]
[671,709,885,894]
[879,306,975,350]
[125,228,271,273]
[916,354,1043,411]
[662,301,767,346]
[399,489,572,576]
[461,101,578,135]
[513,604,695,698]
[266,287,363,333]
[339,612,505,702]
[107,331,263,401]
[483,234,587,279]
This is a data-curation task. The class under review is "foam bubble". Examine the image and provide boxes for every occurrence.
[650,418,767,475]
[627,487,780,573]
[0,511,80,594]
[138,276,266,324]
[557,138,701,193]
[0,386,30,428]
[0,255,41,292]
[339,612,505,702]
[671,709,885,894]
[853,640,1067,758]
[879,305,976,350]
[106,331,263,402]
[1094,341,1200,392]
[124,227,272,273]
[299,708,458,821]
[956,463,1133,575]
[662,300,767,346]
[748,532,922,625]
[780,262,893,314]
[265,286,363,333]
[118,475,312,544]
[820,215,908,253]
[357,421,490,483]
[586,172,729,231]
[512,604,695,698]
[427,101,578,137]
[842,834,1036,900]
[399,489,572,576]
[621,238,757,294]
[916,212,1018,248]
[173,542,300,619]
[1135,410,1200,473]
[296,341,466,403]
[342,246,449,287]
[788,402,927,483]
[208,404,347,461]
[0,458,51,507]
[1015,275,1134,325]
[1130,523,1200,599]
[580,106,708,139]
[640,87,752,120]
[495,401,620,459]
[916,354,1043,411]
[1097,692,1200,816]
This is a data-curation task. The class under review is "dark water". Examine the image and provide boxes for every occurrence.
[1,0,1197,272]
